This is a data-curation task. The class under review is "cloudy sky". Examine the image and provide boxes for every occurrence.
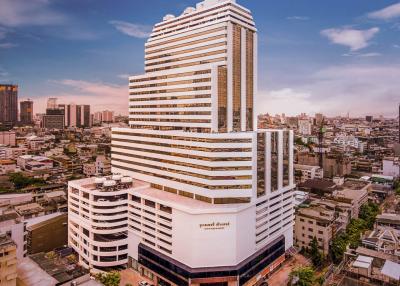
[0,0,399,117]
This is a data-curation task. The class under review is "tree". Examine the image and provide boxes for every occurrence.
[359,202,379,229]
[330,233,348,264]
[94,271,120,286]
[309,237,323,267]
[9,173,46,190]
[289,266,315,286]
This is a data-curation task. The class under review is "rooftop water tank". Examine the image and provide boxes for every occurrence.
[103,180,116,187]
[121,177,133,184]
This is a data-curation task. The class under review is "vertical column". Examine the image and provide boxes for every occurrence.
[253,33,258,131]
[289,130,294,186]
[266,132,271,194]
[278,131,283,190]
[211,66,218,132]
[240,27,247,132]
[227,23,233,132]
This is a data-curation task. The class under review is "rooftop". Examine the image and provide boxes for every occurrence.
[70,176,251,214]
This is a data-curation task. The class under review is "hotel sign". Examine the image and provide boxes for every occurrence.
[199,222,230,230]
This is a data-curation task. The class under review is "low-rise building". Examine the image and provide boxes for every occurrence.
[382,157,400,178]
[26,213,68,255]
[0,160,16,175]
[0,131,16,147]
[0,234,17,286]
[294,164,323,183]
[95,155,110,175]
[83,163,96,177]
[376,214,400,230]
[294,205,337,255]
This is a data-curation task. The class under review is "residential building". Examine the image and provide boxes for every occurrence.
[294,205,336,255]
[0,160,16,175]
[95,155,110,176]
[69,1,295,285]
[93,110,114,124]
[17,155,53,171]
[0,234,17,286]
[0,146,27,160]
[0,84,18,127]
[0,131,16,147]
[376,214,400,230]
[382,157,399,178]
[83,163,96,177]
[294,164,323,183]
[20,100,33,125]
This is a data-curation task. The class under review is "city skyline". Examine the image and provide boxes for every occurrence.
[1,0,399,117]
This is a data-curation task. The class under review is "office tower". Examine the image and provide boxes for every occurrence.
[20,99,33,124]
[68,1,294,285]
[42,109,65,130]
[365,115,373,123]
[0,84,18,127]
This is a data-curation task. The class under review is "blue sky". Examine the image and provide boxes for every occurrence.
[0,0,399,117]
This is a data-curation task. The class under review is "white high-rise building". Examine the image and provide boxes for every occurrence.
[68,0,295,285]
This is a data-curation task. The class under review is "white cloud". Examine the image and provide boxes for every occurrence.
[342,52,382,57]
[286,16,309,21]
[357,52,381,57]
[368,3,400,20]
[320,27,379,51]
[257,64,400,117]
[109,20,152,38]
[0,42,18,48]
[394,44,400,48]
[0,0,66,27]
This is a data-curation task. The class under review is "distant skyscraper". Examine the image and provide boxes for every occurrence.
[315,113,324,126]
[0,84,18,127]
[69,1,295,285]
[93,110,114,123]
[42,99,65,130]
[58,103,91,128]
[20,99,33,124]
[365,115,373,123]
[47,98,58,109]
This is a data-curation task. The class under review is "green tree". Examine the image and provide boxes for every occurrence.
[9,173,46,189]
[289,266,315,286]
[95,271,120,286]
[309,237,323,267]
[330,233,348,264]
[359,202,379,229]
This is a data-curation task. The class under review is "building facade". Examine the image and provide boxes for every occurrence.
[59,104,92,128]
[68,0,295,285]
[0,234,17,286]
[0,85,18,127]
[20,100,33,125]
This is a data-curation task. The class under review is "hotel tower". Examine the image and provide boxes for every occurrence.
[68,0,295,285]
